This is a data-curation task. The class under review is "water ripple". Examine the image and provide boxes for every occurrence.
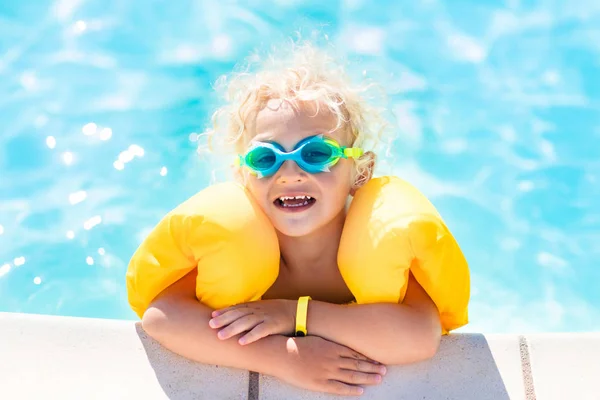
[0,0,598,333]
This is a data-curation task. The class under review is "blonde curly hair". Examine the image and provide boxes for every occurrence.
[201,39,392,186]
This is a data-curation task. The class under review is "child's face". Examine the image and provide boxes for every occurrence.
[242,99,355,237]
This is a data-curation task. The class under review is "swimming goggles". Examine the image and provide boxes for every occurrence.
[236,134,363,178]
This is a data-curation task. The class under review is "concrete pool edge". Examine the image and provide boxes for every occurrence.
[1,312,598,399]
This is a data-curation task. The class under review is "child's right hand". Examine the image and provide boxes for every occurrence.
[274,335,386,396]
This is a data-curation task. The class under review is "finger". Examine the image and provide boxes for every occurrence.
[340,347,371,361]
[336,368,383,387]
[324,380,364,396]
[209,308,252,329]
[238,322,272,345]
[211,304,246,317]
[340,357,387,376]
[217,314,262,340]
[341,348,382,365]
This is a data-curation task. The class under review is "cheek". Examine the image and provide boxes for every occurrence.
[317,165,353,203]
[244,176,270,204]
[330,160,355,187]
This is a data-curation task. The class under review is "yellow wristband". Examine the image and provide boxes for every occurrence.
[295,296,311,337]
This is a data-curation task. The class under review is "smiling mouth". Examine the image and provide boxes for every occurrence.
[274,195,317,210]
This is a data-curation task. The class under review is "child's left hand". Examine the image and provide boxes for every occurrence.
[209,299,297,345]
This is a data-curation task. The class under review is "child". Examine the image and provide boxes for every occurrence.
[128,40,469,397]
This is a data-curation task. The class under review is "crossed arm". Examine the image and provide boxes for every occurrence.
[143,268,441,367]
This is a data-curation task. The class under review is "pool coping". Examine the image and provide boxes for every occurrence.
[1,312,598,399]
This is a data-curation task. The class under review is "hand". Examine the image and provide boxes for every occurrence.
[209,299,296,345]
[275,336,386,396]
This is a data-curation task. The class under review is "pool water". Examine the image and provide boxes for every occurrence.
[1,1,599,333]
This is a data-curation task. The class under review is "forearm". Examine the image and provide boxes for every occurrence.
[306,301,441,365]
[142,295,287,375]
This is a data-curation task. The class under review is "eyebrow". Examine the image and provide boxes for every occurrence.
[249,137,279,147]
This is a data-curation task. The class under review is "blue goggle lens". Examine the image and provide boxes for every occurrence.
[247,146,277,170]
[300,142,333,164]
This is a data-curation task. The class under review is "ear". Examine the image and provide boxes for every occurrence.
[350,151,376,196]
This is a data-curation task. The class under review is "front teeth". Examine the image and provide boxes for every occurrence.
[279,195,312,201]
[278,195,313,208]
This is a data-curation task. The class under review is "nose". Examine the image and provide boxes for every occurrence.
[274,160,307,184]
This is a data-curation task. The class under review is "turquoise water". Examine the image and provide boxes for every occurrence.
[1,1,599,333]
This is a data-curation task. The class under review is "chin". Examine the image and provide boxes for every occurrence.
[272,219,321,237]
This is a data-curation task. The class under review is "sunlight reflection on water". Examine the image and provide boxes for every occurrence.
[0,0,599,332]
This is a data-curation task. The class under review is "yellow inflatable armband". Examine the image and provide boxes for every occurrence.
[338,176,470,334]
[126,182,280,319]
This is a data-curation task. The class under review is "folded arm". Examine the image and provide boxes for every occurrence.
[146,269,441,369]
[306,272,442,365]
